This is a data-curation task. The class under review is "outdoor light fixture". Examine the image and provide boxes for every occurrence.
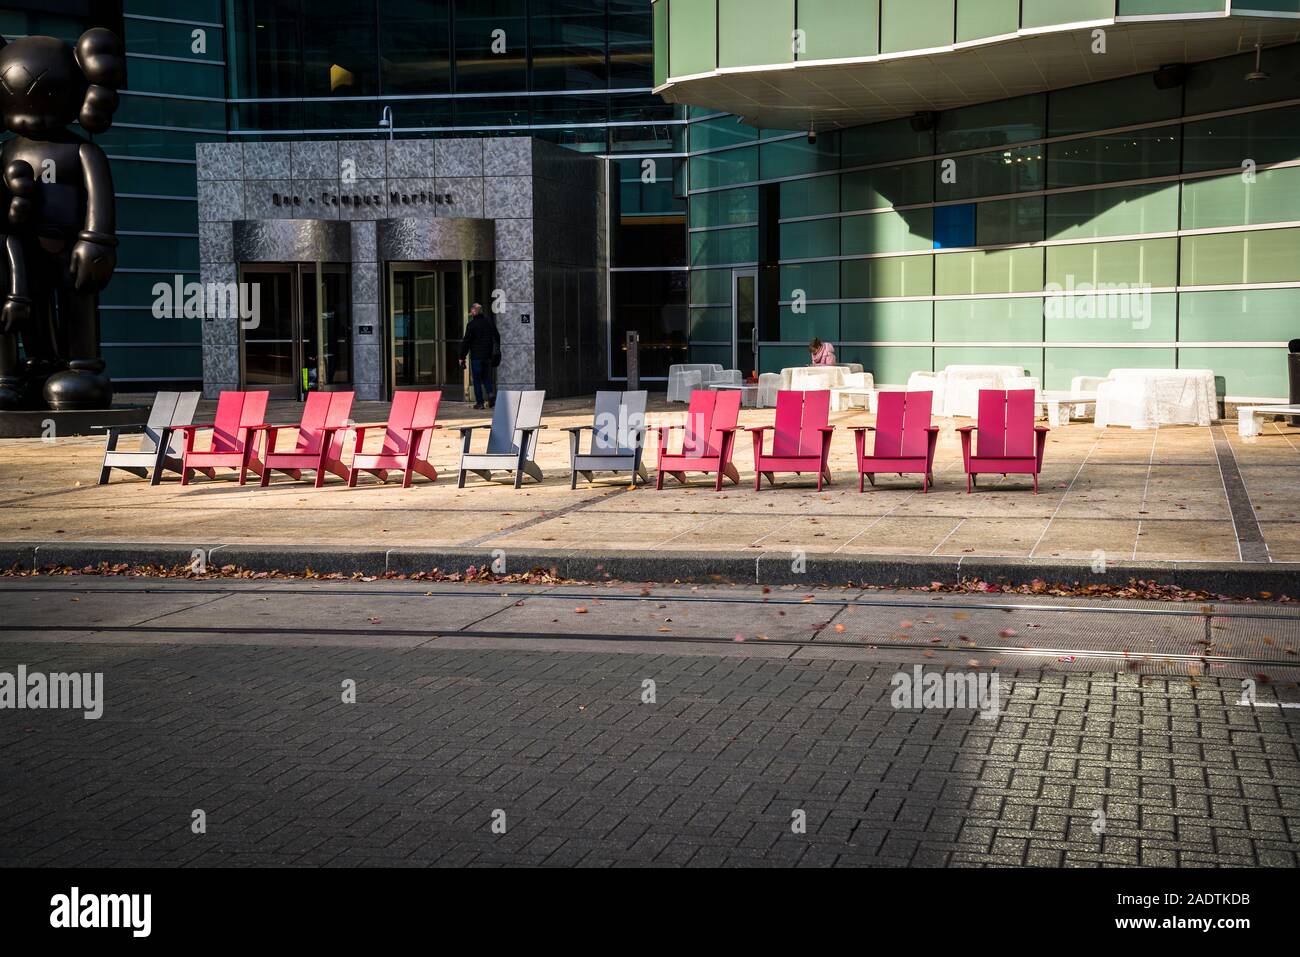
[379,105,394,139]
[807,121,817,144]
[1245,43,1270,82]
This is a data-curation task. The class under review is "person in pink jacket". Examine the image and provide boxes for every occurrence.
[809,338,837,366]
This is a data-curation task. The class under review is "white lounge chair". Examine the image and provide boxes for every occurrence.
[98,391,202,486]
[457,390,546,488]
[566,390,649,487]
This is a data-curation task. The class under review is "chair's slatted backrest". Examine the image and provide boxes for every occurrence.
[681,390,717,457]
[139,391,180,454]
[619,390,647,455]
[1004,389,1035,457]
[239,392,269,450]
[798,389,830,456]
[515,391,546,458]
[323,392,355,460]
[293,392,332,454]
[772,391,803,457]
[899,390,933,458]
[873,391,905,457]
[487,391,523,455]
[211,391,246,453]
[166,392,202,454]
[591,391,622,454]
[706,389,741,457]
[382,392,419,454]
[412,390,441,459]
[976,390,1008,457]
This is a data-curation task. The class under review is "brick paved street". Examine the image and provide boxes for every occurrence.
[2,578,1298,867]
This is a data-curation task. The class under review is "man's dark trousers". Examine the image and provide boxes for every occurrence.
[470,357,495,406]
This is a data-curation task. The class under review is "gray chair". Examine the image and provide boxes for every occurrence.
[566,390,649,488]
[98,391,202,486]
[457,390,546,488]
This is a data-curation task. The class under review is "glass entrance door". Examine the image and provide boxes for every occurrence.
[733,268,758,380]
[389,264,463,394]
[239,263,352,398]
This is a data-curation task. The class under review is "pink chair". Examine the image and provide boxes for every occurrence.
[655,389,741,490]
[750,389,834,490]
[176,390,270,485]
[958,389,1049,493]
[253,391,355,488]
[348,391,442,488]
[853,390,939,492]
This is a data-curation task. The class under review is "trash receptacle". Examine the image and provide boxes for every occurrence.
[1290,339,1300,426]
[1289,338,1300,423]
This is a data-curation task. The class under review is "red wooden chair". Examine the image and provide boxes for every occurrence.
[958,389,1049,493]
[348,391,442,488]
[654,389,741,491]
[750,389,834,490]
[853,390,939,492]
[176,390,269,486]
[252,391,355,488]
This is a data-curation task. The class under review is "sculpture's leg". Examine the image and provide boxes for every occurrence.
[43,274,111,410]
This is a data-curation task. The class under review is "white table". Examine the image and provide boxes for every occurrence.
[1238,404,1300,437]
[1095,368,1218,429]
[708,382,760,408]
[1038,390,1097,427]
[780,364,862,391]
[787,367,842,392]
[939,365,1027,418]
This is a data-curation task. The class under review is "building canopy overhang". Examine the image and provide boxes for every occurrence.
[656,15,1300,132]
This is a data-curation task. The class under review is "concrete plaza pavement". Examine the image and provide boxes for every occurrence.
[1,394,1298,582]
[2,575,1298,867]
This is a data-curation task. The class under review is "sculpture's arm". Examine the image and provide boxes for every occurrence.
[0,235,29,334]
[70,142,118,293]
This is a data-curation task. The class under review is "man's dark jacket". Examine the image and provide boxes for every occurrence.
[460,312,501,365]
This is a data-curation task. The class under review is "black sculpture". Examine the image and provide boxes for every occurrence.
[0,28,124,411]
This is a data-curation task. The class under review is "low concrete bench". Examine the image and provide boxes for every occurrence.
[1238,404,1300,437]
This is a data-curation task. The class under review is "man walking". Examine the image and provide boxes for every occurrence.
[459,302,501,409]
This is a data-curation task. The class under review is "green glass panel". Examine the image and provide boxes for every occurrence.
[841,118,934,167]
[935,247,1043,295]
[956,0,1018,41]
[118,59,225,97]
[1044,182,1179,240]
[118,197,201,233]
[780,303,840,343]
[760,345,812,374]
[130,0,223,19]
[1045,238,1177,288]
[935,297,1043,342]
[1021,0,1114,28]
[937,94,1045,153]
[841,301,934,341]
[100,271,198,309]
[780,261,840,300]
[125,17,224,60]
[1043,347,1175,390]
[689,267,734,305]
[1118,0,1222,12]
[689,186,759,228]
[668,0,717,76]
[842,255,933,299]
[1047,127,1180,188]
[936,146,1045,202]
[1182,165,1300,231]
[780,219,839,259]
[690,226,758,266]
[103,345,201,379]
[780,176,839,217]
[1180,227,1300,286]
[976,196,1044,246]
[689,115,760,151]
[935,346,1043,380]
[842,162,932,209]
[760,134,839,179]
[797,0,879,59]
[119,91,226,129]
[690,344,733,366]
[1044,292,1175,342]
[881,0,953,53]
[689,147,759,189]
[1177,348,1285,399]
[689,306,732,340]
[102,311,200,343]
[118,235,200,270]
[1049,73,1183,138]
[1179,288,1300,342]
[838,345,933,384]
[719,0,794,67]
[1182,105,1300,174]
[653,0,668,86]
[112,162,198,197]
[841,209,933,255]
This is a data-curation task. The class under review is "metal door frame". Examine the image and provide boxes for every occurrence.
[732,267,759,376]
[384,261,471,400]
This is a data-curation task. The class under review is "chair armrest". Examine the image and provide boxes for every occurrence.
[715,427,739,435]
[747,426,772,434]
[457,424,489,435]
[172,423,215,433]
[1034,426,1050,432]
[817,426,835,433]
[563,425,592,434]
[100,423,145,437]
[925,426,941,432]
[850,426,874,435]
[956,425,976,433]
